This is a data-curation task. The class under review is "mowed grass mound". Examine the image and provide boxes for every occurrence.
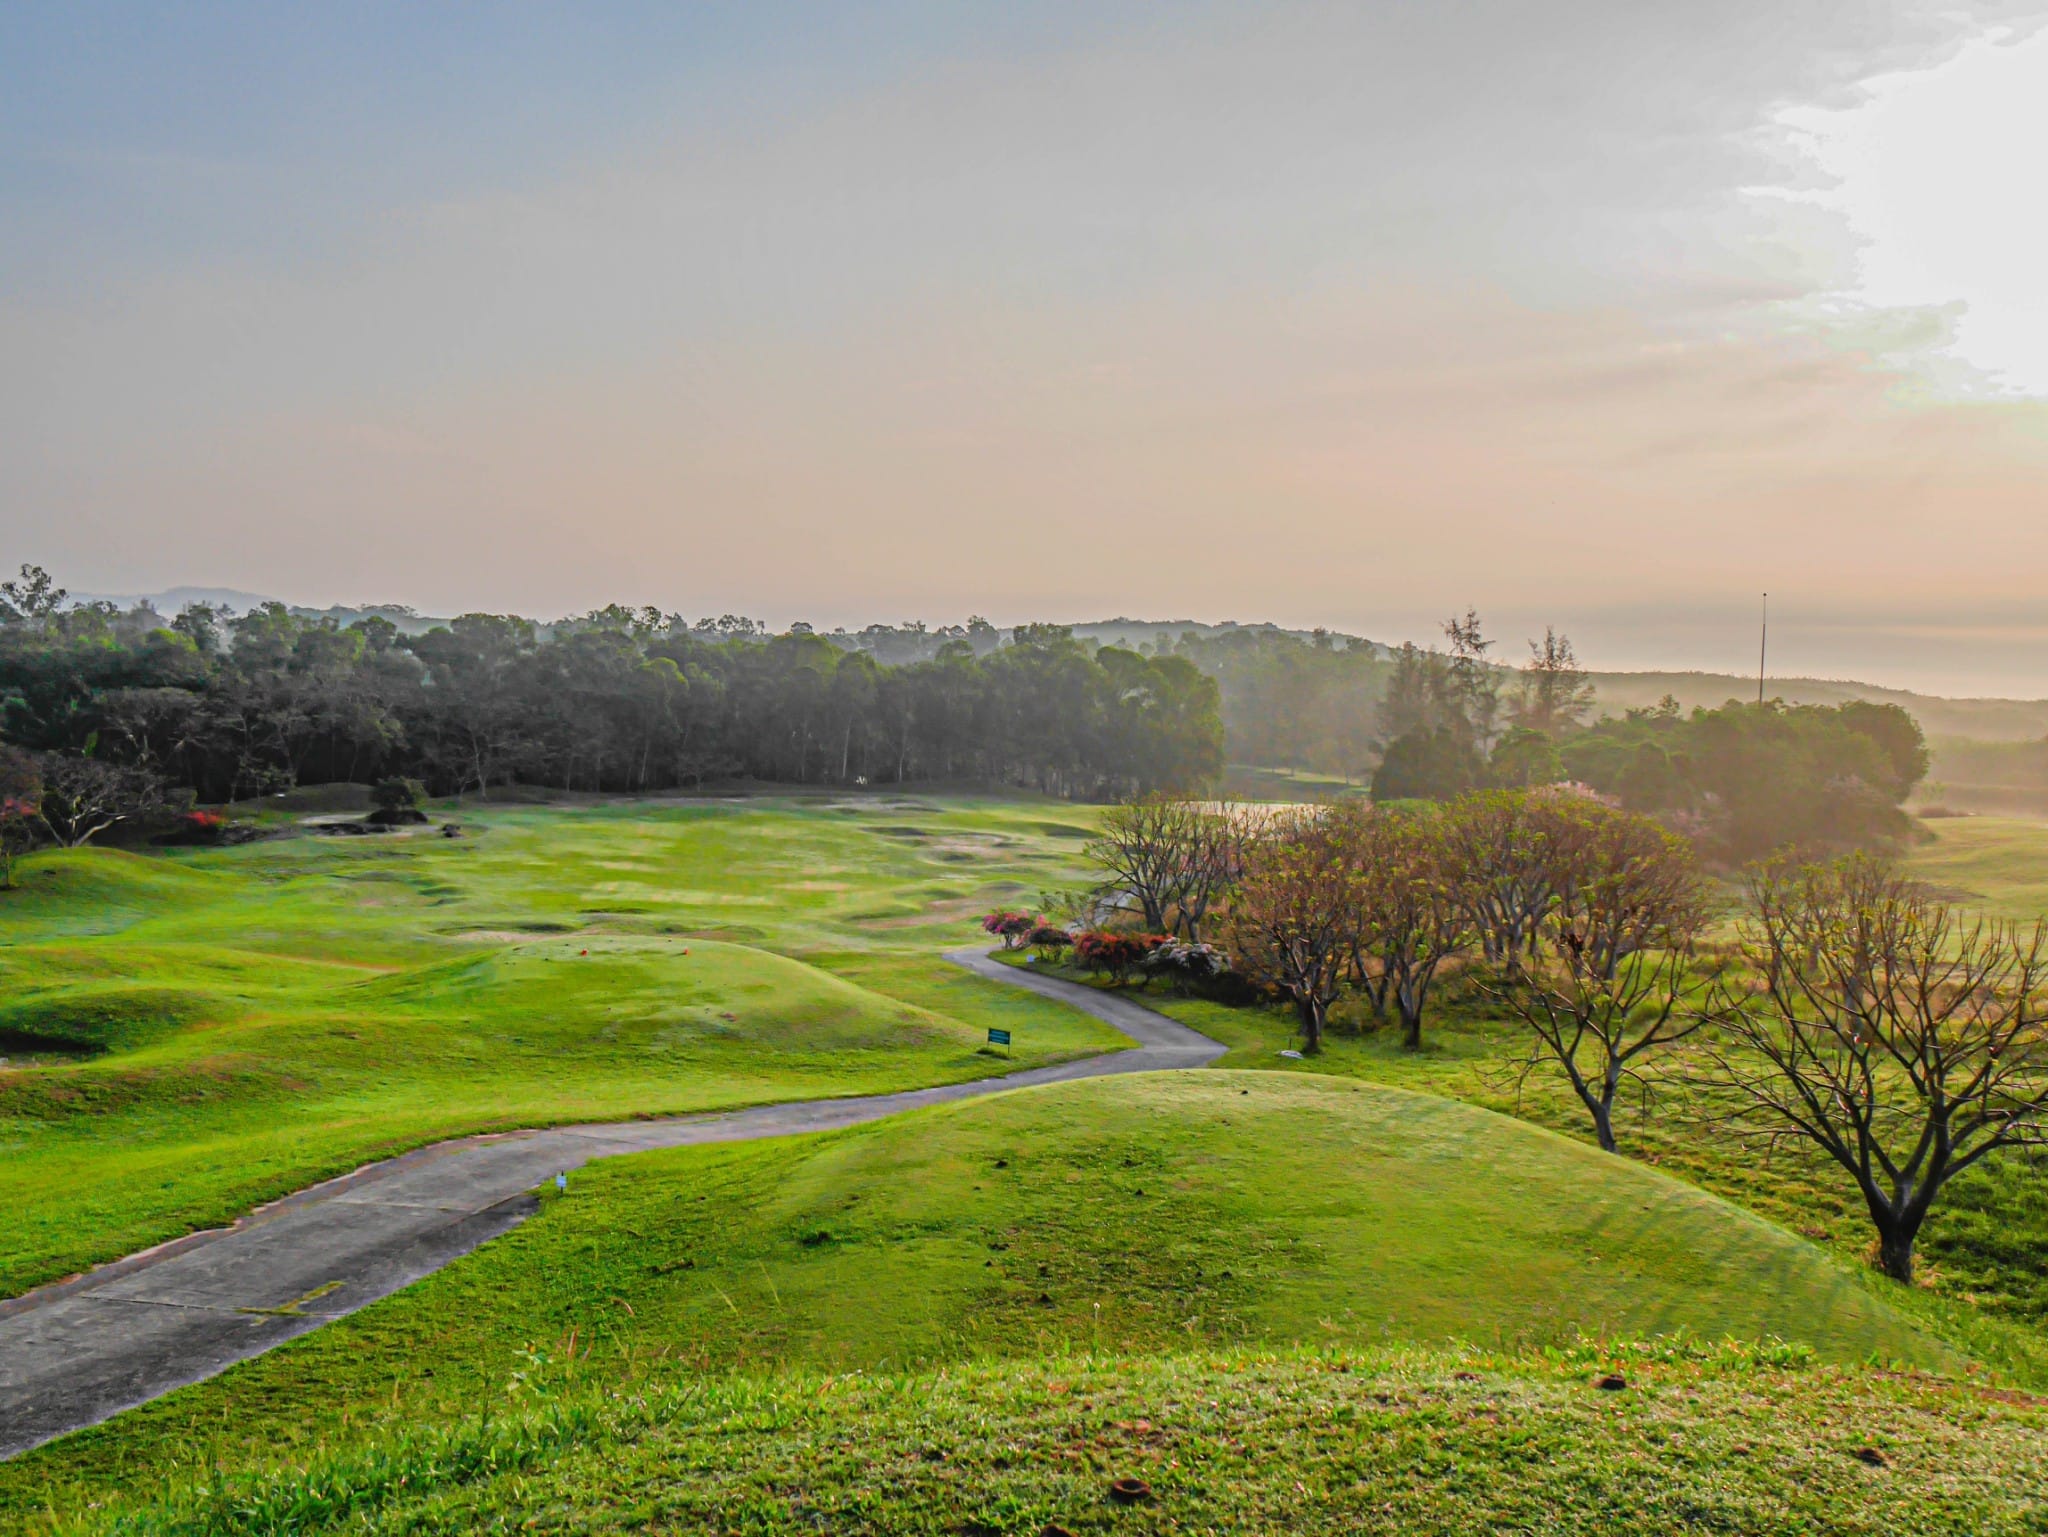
[49,1349,2048,1537]
[0,797,1123,1296]
[6,1072,1965,1522]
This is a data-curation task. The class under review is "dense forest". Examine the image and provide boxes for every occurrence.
[1299,612,1930,861]
[0,569,1223,811]
[0,566,1929,862]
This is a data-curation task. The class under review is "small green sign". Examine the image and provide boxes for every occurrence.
[987,1028,1012,1046]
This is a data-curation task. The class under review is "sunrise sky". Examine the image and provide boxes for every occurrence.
[5,3,2048,694]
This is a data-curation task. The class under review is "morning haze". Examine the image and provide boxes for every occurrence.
[5,3,2048,692]
[18,8,2048,1530]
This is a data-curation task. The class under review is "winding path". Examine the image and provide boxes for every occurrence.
[0,951,1222,1459]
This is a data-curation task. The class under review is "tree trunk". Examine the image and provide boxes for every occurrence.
[1877,1224,1915,1284]
[1297,994,1325,1055]
[1398,995,1422,1051]
[1868,1191,1923,1284]
[1589,1098,1618,1154]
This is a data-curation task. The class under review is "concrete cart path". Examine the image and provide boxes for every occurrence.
[0,950,1222,1459]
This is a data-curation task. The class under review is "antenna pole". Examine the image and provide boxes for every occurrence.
[1758,593,1768,705]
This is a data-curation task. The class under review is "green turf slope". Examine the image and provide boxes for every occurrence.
[6,1072,1969,1524]
[52,1348,2048,1536]
[0,798,1123,1295]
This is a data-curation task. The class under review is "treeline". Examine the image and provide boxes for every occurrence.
[1333,612,1928,862]
[1559,697,1929,857]
[1062,792,2048,1286]
[0,568,1223,813]
[0,565,1931,859]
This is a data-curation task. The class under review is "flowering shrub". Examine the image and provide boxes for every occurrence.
[981,910,1038,949]
[1071,929,1168,984]
[160,808,237,847]
[1142,940,1231,982]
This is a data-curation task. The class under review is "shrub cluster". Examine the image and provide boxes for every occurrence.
[1071,930,1166,983]
[980,910,1039,949]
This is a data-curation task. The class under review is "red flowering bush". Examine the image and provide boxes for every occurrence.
[1071,929,1169,984]
[981,910,1038,949]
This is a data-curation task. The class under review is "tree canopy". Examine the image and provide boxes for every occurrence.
[0,575,1222,804]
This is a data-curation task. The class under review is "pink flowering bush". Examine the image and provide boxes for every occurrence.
[981,910,1039,948]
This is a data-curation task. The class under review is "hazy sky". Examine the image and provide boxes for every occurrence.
[5,3,2048,694]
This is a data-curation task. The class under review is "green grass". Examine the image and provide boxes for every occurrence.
[2,1071,1979,1527]
[37,1345,2048,1536]
[14,793,2048,1531]
[999,956,2048,1372]
[0,795,1125,1296]
[1904,813,2048,919]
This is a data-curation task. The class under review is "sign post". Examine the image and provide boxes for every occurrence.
[987,1027,1012,1059]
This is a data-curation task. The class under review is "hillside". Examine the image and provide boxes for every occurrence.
[4,1072,1991,1530]
[0,799,1121,1296]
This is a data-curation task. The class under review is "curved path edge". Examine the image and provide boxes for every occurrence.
[0,951,1222,1459]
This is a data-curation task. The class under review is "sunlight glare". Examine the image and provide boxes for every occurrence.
[1776,27,2048,396]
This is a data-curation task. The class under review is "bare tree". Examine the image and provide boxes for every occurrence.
[1490,815,1718,1151]
[1438,790,1570,970]
[1170,805,1263,944]
[1086,798,1199,932]
[1498,948,1723,1153]
[1220,812,1362,1053]
[1086,798,1251,941]
[1360,812,1471,1050]
[1546,799,1711,981]
[1696,856,2048,1284]
[35,754,165,847]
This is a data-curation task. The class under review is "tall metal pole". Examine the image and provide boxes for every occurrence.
[1758,593,1768,705]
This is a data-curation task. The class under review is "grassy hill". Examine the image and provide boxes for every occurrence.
[5,1072,1997,1530]
[0,797,1123,1297]
[13,795,2048,1532]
